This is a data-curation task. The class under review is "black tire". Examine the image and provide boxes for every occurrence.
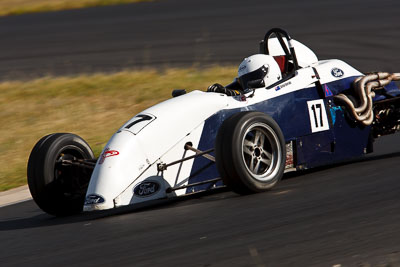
[27,133,95,216]
[215,111,286,194]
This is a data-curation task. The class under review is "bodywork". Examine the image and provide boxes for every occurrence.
[83,38,400,211]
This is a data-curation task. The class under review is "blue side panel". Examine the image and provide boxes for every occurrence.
[383,81,400,97]
[329,102,371,161]
[186,86,325,193]
[324,77,372,162]
[325,76,357,95]
[372,81,400,101]
[296,131,334,169]
[185,75,384,193]
[185,110,237,193]
[258,86,321,140]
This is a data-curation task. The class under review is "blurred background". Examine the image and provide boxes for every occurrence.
[1,0,400,80]
[1,1,400,266]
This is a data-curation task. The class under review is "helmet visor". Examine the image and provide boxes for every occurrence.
[239,65,269,89]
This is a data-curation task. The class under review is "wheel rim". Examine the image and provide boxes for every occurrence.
[241,122,282,182]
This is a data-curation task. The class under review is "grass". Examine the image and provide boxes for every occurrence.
[0,0,151,16]
[0,66,237,191]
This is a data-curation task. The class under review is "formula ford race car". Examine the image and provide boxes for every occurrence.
[27,28,400,216]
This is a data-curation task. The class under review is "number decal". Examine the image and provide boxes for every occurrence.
[307,99,329,133]
[125,114,153,129]
[124,113,156,134]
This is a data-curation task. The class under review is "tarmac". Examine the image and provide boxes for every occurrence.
[0,185,32,208]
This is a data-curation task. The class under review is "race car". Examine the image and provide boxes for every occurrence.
[27,28,400,216]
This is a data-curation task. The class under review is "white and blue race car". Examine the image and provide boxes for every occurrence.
[27,28,400,216]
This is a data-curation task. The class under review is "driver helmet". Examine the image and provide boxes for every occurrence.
[238,54,282,89]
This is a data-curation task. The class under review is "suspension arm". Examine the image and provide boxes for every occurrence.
[157,145,215,171]
[166,177,222,193]
[60,158,97,170]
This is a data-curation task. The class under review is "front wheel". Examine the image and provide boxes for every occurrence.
[27,133,95,216]
[215,112,286,194]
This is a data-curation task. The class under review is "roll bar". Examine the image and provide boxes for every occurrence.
[259,28,300,89]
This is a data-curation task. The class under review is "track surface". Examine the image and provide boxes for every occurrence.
[1,0,400,79]
[1,0,400,266]
[1,134,400,267]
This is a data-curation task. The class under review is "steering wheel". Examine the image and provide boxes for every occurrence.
[262,28,299,74]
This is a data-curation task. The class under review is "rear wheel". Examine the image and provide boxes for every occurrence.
[215,112,286,194]
[27,133,95,216]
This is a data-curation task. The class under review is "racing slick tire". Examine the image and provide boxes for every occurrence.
[27,133,95,216]
[215,111,286,194]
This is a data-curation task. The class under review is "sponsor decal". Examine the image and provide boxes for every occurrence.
[331,68,344,78]
[324,84,333,97]
[133,181,160,197]
[85,194,105,205]
[98,147,119,164]
[275,81,291,91]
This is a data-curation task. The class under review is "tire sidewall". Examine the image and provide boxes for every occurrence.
[42,136,93,186]
[216,111,286,193]
[27,133,94,215]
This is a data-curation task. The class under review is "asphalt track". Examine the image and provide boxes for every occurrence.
[1,0,400,266]
[1,0,400,80]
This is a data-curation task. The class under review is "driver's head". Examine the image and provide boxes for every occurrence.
[238,54,282,89]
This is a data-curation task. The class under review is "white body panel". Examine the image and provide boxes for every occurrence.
[84,46,363,212]
[312,59,363,83]
[84,130,149,210]
[268,38,319,67]
[115,121,205,206]
[125,91,228,164]
[84,91,229,211]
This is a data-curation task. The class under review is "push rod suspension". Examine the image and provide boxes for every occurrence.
[157,145,215,171]
[166,177,222,193]
[61,159,96,170]
[184,144,215,162]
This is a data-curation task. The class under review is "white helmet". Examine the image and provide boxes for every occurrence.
[238,54,282,89]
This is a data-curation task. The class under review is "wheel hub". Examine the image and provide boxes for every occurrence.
[254,147,262,157]
[241,122,281,181]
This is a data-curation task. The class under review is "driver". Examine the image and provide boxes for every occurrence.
[207,54,282,95]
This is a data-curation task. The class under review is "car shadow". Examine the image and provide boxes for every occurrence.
[0,187,231,231]
[1,151,399,232]
[282,151,400,180]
